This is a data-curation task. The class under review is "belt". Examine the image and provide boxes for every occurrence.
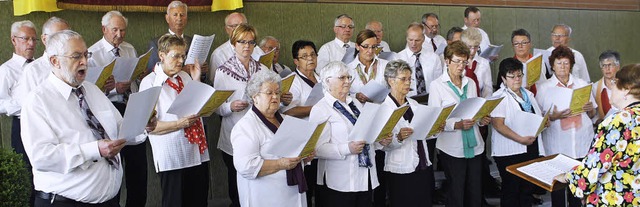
[35,191,77,204]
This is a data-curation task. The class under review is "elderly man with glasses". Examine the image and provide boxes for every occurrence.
[317,14,356,71]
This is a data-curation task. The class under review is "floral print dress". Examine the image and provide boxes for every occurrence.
[566,104,640,206]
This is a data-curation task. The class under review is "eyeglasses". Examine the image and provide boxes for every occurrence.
[600,63,618,69]
[297,53,317,60]
[423,23,440,30]
[56,51,92,60]
[394,77,412,82]
[551,33,568,38]
[449,59,469,66]
[168,53,186,60]
[359,44,380,50]
[505,74,524,79]
[331,75,354,82]
[13,36,39,42]
[512,41,530,47]
[259,91,281,97]
[236,40,257,46]
[335,25,355,29]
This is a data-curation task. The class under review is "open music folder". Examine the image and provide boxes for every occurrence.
[507,154,581,191]
[264,116,327,158]
[166,81,234,117]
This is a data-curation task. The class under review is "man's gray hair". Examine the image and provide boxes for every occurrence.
[334,14,354,27]
[246,69,282,102]
[43,17,69,36]
[552,24,572,37]
[11,20,36,36]
[320,61,350,92]
[167,1,188,14]
[46,30,83,58]
[365,21,382,30]
[224,12,247,25]
[101,11,128,27]
[259,36,278,48]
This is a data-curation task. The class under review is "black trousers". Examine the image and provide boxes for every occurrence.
[112,101,148,207]
[316,175,373,207]
[494,153,539,207]
[304,159,318,207]
[158,162,210,207]
[12,116,35,207]
[34,193,119,207]
[373,150,387,207]
[439,152,482,207]
[221,152,240,207]
[387,166,434,207]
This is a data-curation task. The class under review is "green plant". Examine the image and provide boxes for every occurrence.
[0,148,31,207]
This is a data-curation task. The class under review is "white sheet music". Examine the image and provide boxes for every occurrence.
[185,34,215,65]
[341,47,357,64]
[480,44,503,59]
[264,116,317,158]
[349,103,393,143]
[510,110,544,137]
[409,104,443,140]
[119,86,162,140]
[112,57,139,82]
[166,81,215,117]
[449,97,485,120]
[304,83,324,106]
[360,81,390,103]
[516,154,580,186]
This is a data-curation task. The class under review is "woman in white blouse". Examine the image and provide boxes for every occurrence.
[381,60,434,207]
[281,40,320,119]
[309,61,391,207]
[347,29,388,104]
[231,69,311,207]
[460,27,493,98]
[490,58,545,207]
[535,45,596,207]
[213,24,268,206]
[427,41,490,207]
[139,34,209,207]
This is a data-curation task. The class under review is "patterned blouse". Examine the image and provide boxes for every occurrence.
[566,103,640,206]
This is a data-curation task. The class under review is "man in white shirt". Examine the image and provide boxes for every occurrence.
[317,14,356,71]
[421,13,447,54]
[592,50,620,124]
[365,20,391,52]
[22,29,151,207]
[396,22,443,101]
[546,24,591,82]
[1,19,37,206]
[258,36,291,75]
[147,1,192,72]
[462,7,492,58]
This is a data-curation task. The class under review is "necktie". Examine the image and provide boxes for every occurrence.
[465,60,481,96]
[166,76,208,154]
[73,87,120,168]
[26,59,34,64]
[112,47,120,57]
[601,89,612,116]
[556,82,583,130]
[431,38,437,52]
[414,53,427,95]
[343,43,350,49]
[333,101,372,167]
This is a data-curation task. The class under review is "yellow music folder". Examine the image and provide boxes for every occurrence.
[524,54,543,87]
[427,103,456,137]
[535,106,552,136]
[299,121,328,158]
[472,97,504,121]
[569,85,592,115]
[95,60,115,90]
[197,90,235,117]
[375,105,410,142]
[259,49,276,70]
[280,75,295,94]
[374,47,383,55]
[131,49,152,82]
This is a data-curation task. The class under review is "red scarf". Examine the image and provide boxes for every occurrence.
[166,76,208,154]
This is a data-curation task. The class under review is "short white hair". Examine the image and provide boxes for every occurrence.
[46,30,83,58]
[246,69,281,104]
[320,61,350,92]
[552,24,572,37]
[167,1,188,14]
[259,36,279,48]
[334,14,354,27]
[101,11,128,27]
[42,17,69,36]
[11,20,36,36]
[365,21,382,30]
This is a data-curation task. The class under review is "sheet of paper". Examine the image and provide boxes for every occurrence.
[522,54,543,87]
[434,42,447,55]
[166,81,215,117]
[197,90,235,117]
[409,105,441,140]
[570,85,592,115]
[94,60,116,90]
[280,75,295,94]
[185,34,215,65]
[264,116,315,158]
[516,154,581,186]
[533,48,552,71]
[375,106,409,142]
[131,49,153,81]
[349,103,393,143]
[480,44,503,59]
[546,87,573,110]
[304,83,324,106]
[377,52,395,60]
[473,97,504,121]
[449,97,485,120]
[279,69,293,78]
[427,103,456,137]
[360,81,390,103]
[119,86,162,140]
[341,47,357,64]
[510,110,544,137]
[112,57,139,82]
[259,48,276,69]
[299,121,327,158]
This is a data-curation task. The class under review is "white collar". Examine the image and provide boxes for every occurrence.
[48,73,81,101]
[168,29,184,38]
[152,63,180,87]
